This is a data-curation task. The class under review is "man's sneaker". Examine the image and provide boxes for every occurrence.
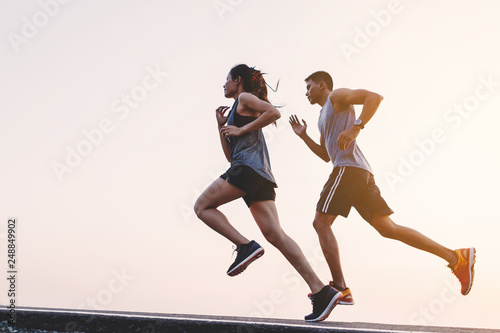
[335,286,354,305]
[227,241,264,277]
[305,285,342,322]
[449,247,476,295]
[307,282,354,305]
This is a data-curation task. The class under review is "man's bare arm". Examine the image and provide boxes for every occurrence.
[289,115,330,162]
[330,88,383,126]
[331,88,383,151]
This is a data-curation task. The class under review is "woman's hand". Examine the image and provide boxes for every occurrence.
[220,125,244,138]
[216,106,230,128]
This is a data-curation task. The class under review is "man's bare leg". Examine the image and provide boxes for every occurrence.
[370,213,458,266]
[312,211,347,290]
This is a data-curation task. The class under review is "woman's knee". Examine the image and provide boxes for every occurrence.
[194,196,209,218]
[262,227,285,246]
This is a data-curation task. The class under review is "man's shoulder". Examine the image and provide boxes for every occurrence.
[330,87,352,99]
[329,89,354,112]
[329,88,353,103]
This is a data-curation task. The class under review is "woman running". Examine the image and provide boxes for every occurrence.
[194,64,341,322]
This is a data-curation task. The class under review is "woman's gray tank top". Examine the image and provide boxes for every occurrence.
[226,99,277,186]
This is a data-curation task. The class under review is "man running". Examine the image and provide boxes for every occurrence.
[289,71,475,305]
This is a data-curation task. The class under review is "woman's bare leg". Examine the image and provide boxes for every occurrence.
[249,200,325,294]
[194,178,249,245]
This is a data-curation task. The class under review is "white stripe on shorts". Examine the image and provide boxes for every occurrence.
[322,166,345,213]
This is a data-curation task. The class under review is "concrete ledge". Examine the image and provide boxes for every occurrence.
[2,307,498,333]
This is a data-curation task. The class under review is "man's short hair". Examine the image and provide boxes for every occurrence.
[305,71,333,90]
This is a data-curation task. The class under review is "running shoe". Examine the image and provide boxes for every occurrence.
[335,285,355,305]
[305,285,342,322]
[449,247,476,295]
[308,282,354,305]
[227,240,264,277]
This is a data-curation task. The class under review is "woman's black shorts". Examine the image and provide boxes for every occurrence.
[220,165,276,208]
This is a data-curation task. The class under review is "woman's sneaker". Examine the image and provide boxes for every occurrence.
[227,241,264,276]
[305,285,342,322]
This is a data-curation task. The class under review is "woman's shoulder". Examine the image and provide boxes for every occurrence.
[236,92,262,117]
[237,92,258,105]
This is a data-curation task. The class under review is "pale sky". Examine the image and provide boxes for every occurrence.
[1,0,499,330]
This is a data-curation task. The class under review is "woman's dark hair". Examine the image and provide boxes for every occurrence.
[229,64,270,103]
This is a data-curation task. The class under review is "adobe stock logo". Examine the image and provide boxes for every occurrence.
[385,74,499,191]
[7,0,73,54]
[76,268,135,310]
[52,65,168,182]
[213,0,244,21]
[246,246,324,318]
[409,278,461,326]
[339,0,404,64]
[64,268,135,332]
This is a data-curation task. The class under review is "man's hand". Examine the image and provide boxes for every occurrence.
[220,125,244,138]
[216,106,230,128]
[337,126,360,151]
[289,115,307,138]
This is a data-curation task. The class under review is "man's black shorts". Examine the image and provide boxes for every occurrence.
[220,165,276,208]
[317,166,394,223]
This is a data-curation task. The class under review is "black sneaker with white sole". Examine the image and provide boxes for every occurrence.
[227,240,264,276]
[305,285,342,322]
